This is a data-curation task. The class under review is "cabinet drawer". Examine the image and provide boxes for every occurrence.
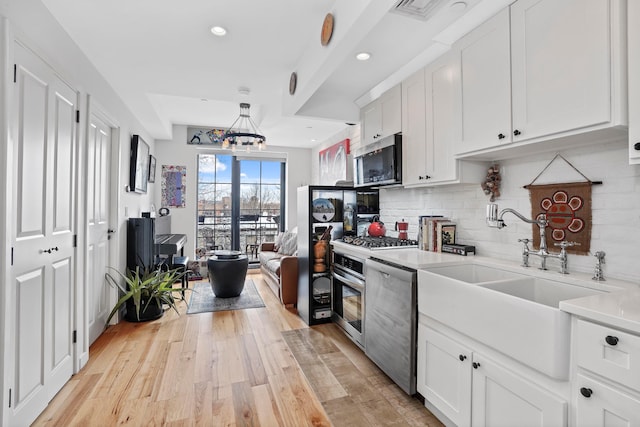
[575,320,640,392]
[575,374,640,427]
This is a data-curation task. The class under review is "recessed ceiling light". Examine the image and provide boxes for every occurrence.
[356,52,371,61]
[450,2,467,12]
[210,26,227,36]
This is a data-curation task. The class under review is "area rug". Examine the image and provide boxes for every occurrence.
[186,279,265,314]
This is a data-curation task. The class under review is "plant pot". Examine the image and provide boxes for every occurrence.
[124,297,164,322]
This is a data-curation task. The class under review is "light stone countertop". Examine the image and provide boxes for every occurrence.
[330,240,640,334]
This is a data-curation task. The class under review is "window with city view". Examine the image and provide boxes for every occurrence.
[197,154,283,262]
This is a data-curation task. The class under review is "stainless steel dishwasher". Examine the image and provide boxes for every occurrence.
[364,257,417,395]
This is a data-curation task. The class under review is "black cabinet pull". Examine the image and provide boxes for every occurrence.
[605,335,619,346]
[472,362,480,369]
[459,354,467,362]
[498,133,505,140]
[634,142,640,151]
[580,387,593,398]
[42,248,52,254]
[513,129,521,136]
[425,175,431,180]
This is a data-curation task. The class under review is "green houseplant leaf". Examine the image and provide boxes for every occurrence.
[105,264,189,324]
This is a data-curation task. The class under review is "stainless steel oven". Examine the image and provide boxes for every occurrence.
[331,250,366,348]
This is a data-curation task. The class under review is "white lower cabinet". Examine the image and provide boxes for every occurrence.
[417,325,472,426]
[572,319,640,426]
[575,374,640,427]
[471,354,566,427]
[417,322,566,427]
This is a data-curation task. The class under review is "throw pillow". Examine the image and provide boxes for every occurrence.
[273,231,285,251]
[278,232,297,256]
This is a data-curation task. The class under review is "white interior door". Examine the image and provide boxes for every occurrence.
[86,111,112,344]
[8,42,77,426]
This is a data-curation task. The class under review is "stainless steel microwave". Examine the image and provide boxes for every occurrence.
[353,134,402,187]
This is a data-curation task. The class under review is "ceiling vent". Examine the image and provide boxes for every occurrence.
[391,0,449,21]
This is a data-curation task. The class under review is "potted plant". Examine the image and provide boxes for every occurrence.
[105,265,189,324]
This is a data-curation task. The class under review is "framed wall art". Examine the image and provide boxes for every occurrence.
[129,134,149,193]
[161,165,186,208]
[187,127,226,145]
[148,155,156,183]
[319,138,349,185]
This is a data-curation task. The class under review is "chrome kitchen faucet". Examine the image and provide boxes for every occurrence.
[486,203,576,273]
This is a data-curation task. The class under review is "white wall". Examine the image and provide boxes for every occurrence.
[377,139,640,282]
[154,125,312,257]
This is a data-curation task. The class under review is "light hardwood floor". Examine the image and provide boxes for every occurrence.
[33,272,441,426]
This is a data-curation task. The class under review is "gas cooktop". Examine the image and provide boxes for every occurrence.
[341,235,418,250]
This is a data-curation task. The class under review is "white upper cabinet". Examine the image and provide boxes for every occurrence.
[457,8,512,154]
[401,69,428,186]
[401,51,485,187]
[511,0,614,140]
[629,0,640,164]
[455,0,627,159]
[361,84,402,146]
[426,52,462,184]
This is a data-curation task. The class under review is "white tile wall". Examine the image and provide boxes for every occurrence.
[379,139,640,282]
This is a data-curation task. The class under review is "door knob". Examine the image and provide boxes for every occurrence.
[472,362,480,369]
[459,354,467,361]
[498,133,505,140]
[634,142,640,150]
[513,129,521,136]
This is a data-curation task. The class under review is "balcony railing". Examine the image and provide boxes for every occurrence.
[196,214,280,262]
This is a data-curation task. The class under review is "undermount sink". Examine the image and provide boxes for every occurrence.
[418,263,605,379]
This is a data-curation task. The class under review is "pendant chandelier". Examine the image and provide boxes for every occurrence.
[222,102,266,151]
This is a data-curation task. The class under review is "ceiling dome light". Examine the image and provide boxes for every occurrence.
[210,26,227,36]
[356,52,371,61]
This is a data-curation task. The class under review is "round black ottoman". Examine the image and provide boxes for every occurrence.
[207,251,248,298]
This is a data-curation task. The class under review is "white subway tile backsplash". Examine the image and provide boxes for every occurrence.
[378,140,640,282]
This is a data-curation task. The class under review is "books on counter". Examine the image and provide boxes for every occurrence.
[418,216,456,252]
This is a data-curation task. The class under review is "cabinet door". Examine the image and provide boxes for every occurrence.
[380,84,402,138]
[471,355,567,427]
[456,8,511,154]
[425,51,460,183]
[575,374,640,427]
[361,100,382,145]
[401,69,427,186]
[417,324,472,427]
[510,0,612,142]
[629,0,640,164]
